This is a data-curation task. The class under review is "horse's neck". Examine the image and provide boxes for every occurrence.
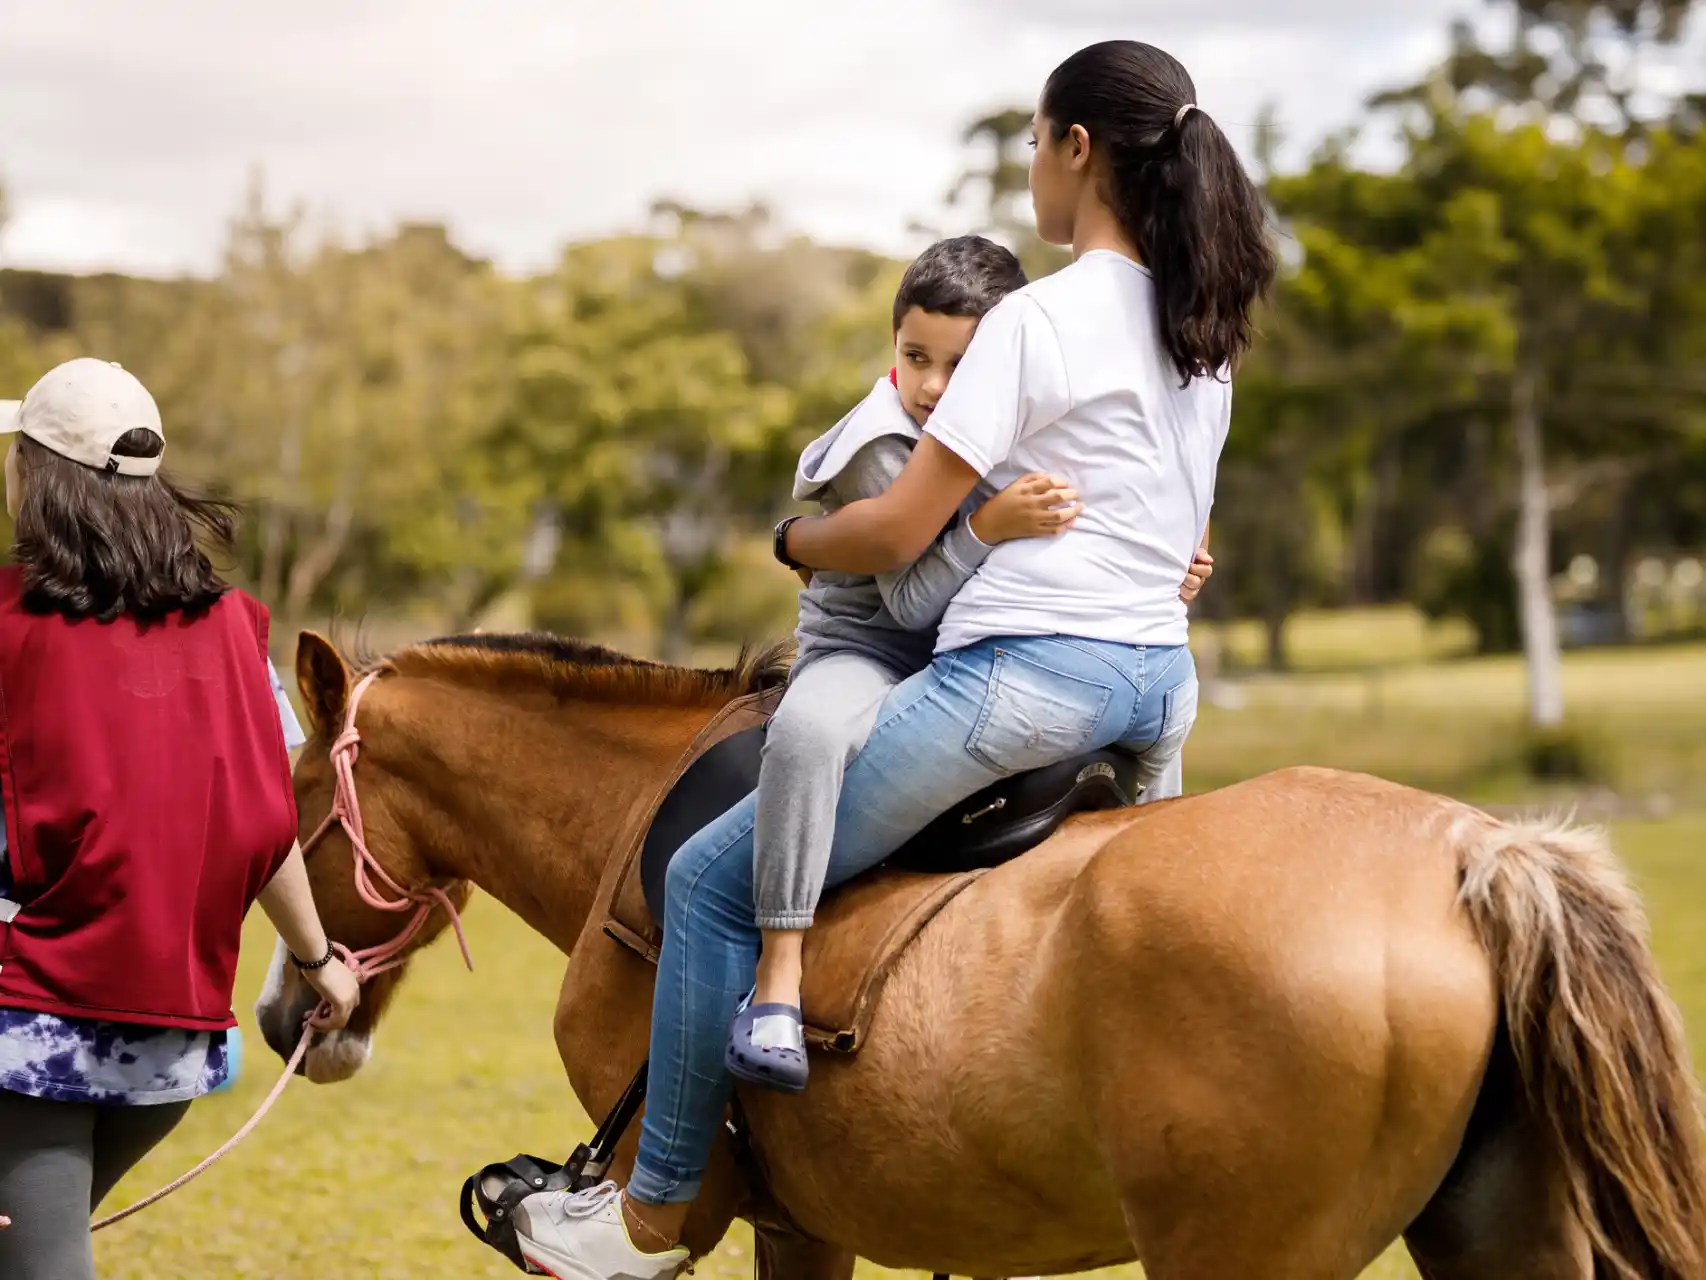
[400,691,716,954]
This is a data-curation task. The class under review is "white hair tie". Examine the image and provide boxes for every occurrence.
[1174,103,1197,129]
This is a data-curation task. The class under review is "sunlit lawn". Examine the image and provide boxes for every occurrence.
[93,629,1706,1278]
[1185,639,1706,807]
[1178,611,1706,809]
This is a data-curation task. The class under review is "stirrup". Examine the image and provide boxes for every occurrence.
[459,1059,649,1272]
[459,1153,580,1273]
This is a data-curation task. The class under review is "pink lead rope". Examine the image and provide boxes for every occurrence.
[90,1027,315,1231]
[93,669,473,1231]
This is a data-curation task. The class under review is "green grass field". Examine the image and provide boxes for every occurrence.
[1186,640,1706,808]
[90,628,1706,1279]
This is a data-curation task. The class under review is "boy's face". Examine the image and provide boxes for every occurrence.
[893,306,979,427]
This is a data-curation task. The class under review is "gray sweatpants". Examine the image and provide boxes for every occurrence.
[0,1090,190,1280]
[754,654,901,929]
[752,651,1193,930]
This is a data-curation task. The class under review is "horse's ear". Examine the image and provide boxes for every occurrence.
[296,631,351,738]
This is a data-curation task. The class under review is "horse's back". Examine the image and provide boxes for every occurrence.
[1073,764,1477,945]
[750,766,1499,1274]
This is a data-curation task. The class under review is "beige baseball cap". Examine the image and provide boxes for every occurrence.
[0,358,165,478]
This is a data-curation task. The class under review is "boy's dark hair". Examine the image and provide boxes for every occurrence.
[1042,41,1278,384]
[892,235,1029,331]
[13,431,238,624]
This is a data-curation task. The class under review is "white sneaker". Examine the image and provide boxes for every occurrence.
[512,1181,687,1280]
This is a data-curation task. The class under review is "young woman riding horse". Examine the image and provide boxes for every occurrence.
[513,38,1276,1279]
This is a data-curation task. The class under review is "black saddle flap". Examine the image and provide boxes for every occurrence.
[640,724,768,925]
[639,724,1143,921]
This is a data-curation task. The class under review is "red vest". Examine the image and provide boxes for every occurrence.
[0,568,297,1030]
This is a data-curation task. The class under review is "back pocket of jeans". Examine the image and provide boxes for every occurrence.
[1149,672,1199,762]
[965,647,1114,776]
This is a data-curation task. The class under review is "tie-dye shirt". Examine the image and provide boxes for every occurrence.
[0,660,304,1106]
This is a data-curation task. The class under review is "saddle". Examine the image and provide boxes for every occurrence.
[601,688,1148,1051]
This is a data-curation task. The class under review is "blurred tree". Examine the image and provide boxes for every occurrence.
[1274,109,1653,719]
[0,174,51,475]
[495,235,794,659]
[943,109,1070,279]
[648,199,901,496]
[1417,119,1683,726]
[1262,0,1706,716]
[1376,0,1701,132]
[113,178,517,626]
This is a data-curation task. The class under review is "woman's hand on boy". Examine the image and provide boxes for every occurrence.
[971,473,1083,545]
[1180,546,1214,603]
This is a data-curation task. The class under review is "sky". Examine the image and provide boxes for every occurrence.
[0,0,1529,277]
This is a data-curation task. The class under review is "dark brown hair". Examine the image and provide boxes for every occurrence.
[11,431,238,623]
[1042,41,1278,384]
[892,235,1029,331]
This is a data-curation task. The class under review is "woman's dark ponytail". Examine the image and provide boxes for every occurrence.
[1043,41,1278,384]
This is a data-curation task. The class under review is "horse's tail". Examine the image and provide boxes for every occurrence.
[1455,813,1706,1279]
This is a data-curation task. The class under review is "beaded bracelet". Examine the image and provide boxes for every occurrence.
[291,940,336,972]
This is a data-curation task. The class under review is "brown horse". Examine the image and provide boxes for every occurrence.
[256,631,1706,1280]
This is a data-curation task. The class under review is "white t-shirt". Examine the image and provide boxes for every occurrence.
[924,250,1230,654]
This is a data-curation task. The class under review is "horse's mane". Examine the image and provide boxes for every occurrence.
[378,631,793,709]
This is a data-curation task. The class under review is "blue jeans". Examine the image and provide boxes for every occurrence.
[627,635,1197,1204]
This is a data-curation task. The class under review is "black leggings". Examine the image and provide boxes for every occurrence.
[0,1090,190,1280]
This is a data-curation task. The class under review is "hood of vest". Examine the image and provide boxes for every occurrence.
[793,377,921,504]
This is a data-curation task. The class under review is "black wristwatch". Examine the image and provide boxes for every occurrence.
[773,515,807,571]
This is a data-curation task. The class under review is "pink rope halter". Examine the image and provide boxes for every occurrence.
[93,667,472,1231]
[301,669,474,980]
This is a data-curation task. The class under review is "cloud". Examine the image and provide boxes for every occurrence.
[967,0,1464,35]
[0,0,1462,277]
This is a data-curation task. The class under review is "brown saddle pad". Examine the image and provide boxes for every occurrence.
[600,690,983,1052]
